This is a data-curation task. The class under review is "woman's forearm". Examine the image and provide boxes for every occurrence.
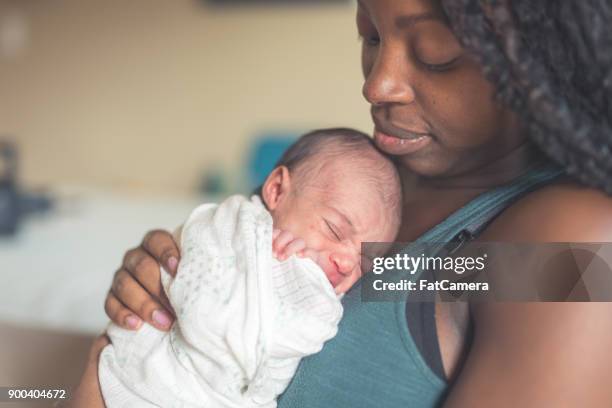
[66,336,108,408]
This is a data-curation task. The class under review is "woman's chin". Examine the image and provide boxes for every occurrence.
[374,135,455,177]
[397,153,456,179]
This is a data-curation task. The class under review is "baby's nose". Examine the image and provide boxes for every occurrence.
[329,252,357,275]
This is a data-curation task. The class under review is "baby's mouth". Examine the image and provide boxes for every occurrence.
[323,263,351,288]
[326,271,344,288]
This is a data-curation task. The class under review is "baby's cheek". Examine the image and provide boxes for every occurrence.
[351,263,365,281]
[336,270,361,294]
[300,224,327,250]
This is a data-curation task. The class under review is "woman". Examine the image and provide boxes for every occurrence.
[81,0,612,406]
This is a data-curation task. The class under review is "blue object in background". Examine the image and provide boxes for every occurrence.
[0,140,54,236]
[0,141,18,235]
[246,132,298,192]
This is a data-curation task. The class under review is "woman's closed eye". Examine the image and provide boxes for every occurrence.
[418,56,461,72]
[359,33,380,47]
[357,6,380,47]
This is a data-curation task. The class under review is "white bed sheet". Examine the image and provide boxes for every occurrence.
[0,187,212,335]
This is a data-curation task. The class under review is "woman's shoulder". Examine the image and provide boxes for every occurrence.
[480,177,612,242]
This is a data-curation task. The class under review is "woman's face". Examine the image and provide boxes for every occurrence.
[358,0,527,178]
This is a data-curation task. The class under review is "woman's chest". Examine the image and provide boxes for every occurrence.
[434,301,472,380]
[278,292,448,407]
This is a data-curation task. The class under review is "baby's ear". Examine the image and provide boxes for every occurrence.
[262,166,292,210]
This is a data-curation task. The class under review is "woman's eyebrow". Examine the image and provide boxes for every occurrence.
[395,12,441,29]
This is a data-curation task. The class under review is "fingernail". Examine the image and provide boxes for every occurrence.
[167,256,178,271]
[152,310,172,328]
[125,315,141,329]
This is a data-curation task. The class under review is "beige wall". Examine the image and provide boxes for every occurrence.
[0,0,371,193]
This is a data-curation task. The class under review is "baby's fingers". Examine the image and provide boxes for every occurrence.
[278,238,306,261]
[272,230,294,257]
[273,229,281,240]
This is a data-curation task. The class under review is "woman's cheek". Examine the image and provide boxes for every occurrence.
[428,70,501,148]
[453,65,504,143]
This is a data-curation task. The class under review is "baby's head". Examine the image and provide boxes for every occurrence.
[261,128,402,294]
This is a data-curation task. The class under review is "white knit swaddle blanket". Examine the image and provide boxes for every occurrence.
[99,195,343,408]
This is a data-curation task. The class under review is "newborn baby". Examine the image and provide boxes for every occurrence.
[98,128,401,407]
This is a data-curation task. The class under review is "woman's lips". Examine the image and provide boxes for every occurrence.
[374,128,432,154]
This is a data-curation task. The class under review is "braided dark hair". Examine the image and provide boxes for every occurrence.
[442,0,612,194]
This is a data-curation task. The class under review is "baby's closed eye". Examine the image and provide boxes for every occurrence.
[323,218,342,241]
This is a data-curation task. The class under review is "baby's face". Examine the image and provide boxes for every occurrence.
[268,162,398,294]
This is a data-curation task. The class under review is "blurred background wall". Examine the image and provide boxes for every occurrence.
[0,1,371,388]
[0,0,370,194]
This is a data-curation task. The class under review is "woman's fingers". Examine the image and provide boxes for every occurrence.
[141,229,181,276]
[122,246,166,304]
[103,229,178,333]
[104,291,142,330]
[110,268,174,330]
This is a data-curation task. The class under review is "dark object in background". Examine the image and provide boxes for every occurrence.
[199,165,226,195]
[0,140,53,236]
[0,141,19,235]
[205,0,348,4]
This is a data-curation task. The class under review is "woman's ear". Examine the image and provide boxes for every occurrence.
[262,166,291,211]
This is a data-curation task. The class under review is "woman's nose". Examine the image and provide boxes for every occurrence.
[362,47,415,106]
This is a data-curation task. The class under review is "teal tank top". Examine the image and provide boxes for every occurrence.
[277,161,564,408]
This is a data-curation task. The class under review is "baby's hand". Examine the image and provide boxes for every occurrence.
[272,229,306,261]
[272,229,321,264]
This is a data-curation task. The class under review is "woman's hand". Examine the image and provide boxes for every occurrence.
[104,230,179,331]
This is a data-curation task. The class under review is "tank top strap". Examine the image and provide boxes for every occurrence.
[417,158,565,246]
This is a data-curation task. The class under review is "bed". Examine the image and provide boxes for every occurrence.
[0,186,210,393]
